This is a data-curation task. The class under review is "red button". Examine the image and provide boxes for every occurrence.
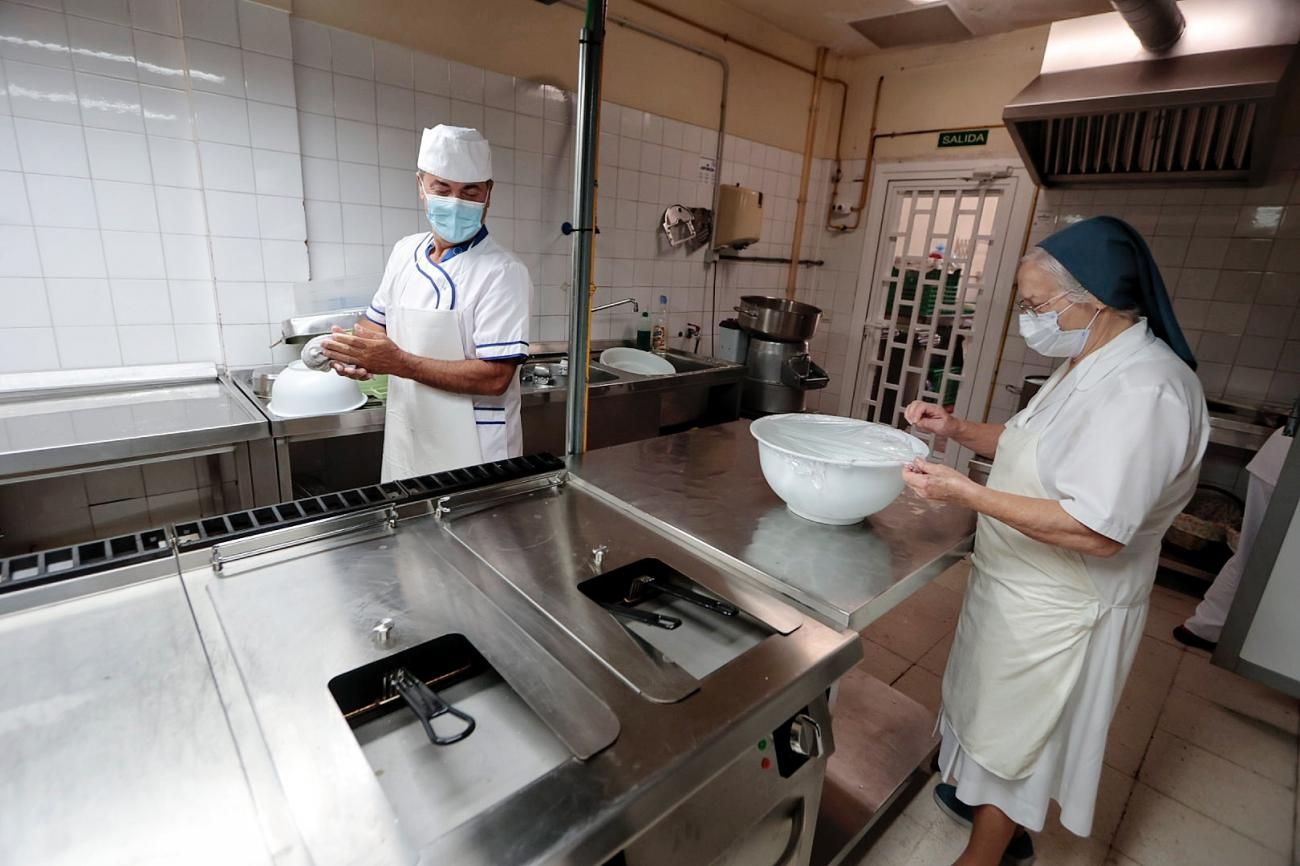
[761,757,771,770]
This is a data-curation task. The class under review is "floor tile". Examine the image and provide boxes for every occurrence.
[1143,604,1190,648]
[1092,765,1138,843]
[846,813,927,866]
[1174,652,1300,734]
[1125,636,1183,695]
[861,582,962,662]
[1032,829,1111,866]
[857,637,911,686]
[1106,670,1169,778]
[899,772,948,834]
[1037,768,1134,864]
[1157,687,1298,790]
[1139,730,1294,855]
[1104,851,1142,865]
[1113,783,1289,866]
[1148,585,1199,618]
[906,825,969,864]
[933,560,970,594]
[917,631,953,678]
[892,665,943,720]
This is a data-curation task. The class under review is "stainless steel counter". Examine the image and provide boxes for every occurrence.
[574,421,977,632]
[2,458,861,865]
[0,564,274,866]
[0,364,269,481]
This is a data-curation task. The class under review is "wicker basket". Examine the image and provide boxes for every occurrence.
[1165,486,1243,552]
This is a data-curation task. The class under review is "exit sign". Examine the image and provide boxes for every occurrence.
[937,129,989,148]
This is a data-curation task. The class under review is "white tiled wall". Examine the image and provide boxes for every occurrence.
[988,169,1300,425]
[0,0,311,372]
[1,0,863,391]
[288,17,743,352]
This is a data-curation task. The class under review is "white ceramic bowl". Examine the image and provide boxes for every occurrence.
[750,414,930,525]
[268,361,366,418]
[599,347,676,375]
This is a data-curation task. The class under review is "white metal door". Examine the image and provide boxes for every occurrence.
[848,177,1017,466]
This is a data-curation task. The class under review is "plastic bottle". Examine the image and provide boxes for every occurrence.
[651,295,669,353]
[636,311,652,350]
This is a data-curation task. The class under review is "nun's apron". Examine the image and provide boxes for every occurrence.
[940,383,1103,780]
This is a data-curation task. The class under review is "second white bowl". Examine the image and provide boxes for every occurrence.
[268,361,366,418]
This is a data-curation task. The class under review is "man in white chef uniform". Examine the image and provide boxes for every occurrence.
[323,125,530,481]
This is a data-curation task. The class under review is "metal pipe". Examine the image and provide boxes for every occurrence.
[829,75,882,234]
[564,0,606,457]
[1110,0,1185,52]
[787,46,827,297]
[592,297,639,313]
[628,0,850,214]
[557,0,729,297]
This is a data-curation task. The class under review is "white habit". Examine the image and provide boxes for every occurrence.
[938,321,1209,836]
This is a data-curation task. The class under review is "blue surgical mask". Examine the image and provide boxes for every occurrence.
[1018,306,1101,358]
[424,193,486,243]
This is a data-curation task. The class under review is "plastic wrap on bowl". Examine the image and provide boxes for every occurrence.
[751,414,929,465]
[750,414,930,525]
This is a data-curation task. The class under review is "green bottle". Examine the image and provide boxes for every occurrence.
[636,311,652,350]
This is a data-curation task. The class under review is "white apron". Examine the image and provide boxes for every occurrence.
[941,419,1103,780]
[380,305,481,483]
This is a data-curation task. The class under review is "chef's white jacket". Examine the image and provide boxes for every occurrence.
[367,227,531,461]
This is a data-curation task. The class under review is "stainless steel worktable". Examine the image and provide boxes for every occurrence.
[0,363,269,479]
[574,420,976,632]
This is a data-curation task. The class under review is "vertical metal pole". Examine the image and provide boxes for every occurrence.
[565,0,606,458]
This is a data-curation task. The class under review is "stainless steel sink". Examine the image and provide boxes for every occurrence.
[520,363,618,387]
[519,344,746,455]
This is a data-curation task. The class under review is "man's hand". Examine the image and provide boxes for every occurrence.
[902,458,979,507]
[322,326,405,379]
[903,400,964,438]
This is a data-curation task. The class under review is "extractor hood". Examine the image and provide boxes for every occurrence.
[1005,0,1300,187]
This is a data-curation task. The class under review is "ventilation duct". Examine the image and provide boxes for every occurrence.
[1110,0,1184,52]
[1005,0,1300,187]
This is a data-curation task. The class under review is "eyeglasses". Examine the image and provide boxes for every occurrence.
[1015,291,1070,317]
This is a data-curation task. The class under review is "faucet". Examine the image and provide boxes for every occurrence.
[592,297,639,314]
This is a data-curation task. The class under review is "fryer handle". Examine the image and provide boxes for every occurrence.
[387,667,476,746]
[600,601,682,630]
[648,577,739,617]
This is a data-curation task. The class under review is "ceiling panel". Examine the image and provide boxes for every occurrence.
[718,0,1113,55]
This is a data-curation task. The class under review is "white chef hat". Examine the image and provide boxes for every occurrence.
[417,125,492,182]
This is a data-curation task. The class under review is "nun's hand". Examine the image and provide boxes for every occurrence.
[904,400,962,438]
[902,459,978,507]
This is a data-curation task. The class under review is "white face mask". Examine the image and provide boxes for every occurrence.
[1018,306,1101,358]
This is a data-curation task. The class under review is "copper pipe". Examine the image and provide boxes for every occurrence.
[828,75,1003,234]
[788,47,827,297]
[629,0,850,173]
[829,75,884,234]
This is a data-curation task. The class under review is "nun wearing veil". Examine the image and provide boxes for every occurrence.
[900,216,1210,866]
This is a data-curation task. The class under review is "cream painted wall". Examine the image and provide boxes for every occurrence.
[828,27,1048,163]
[281,0,826,155]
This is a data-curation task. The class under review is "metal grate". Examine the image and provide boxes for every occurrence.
[0,529,171,596]
[0,454,568,591]
[174,454,566,550]
[1023,100,1262,184]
